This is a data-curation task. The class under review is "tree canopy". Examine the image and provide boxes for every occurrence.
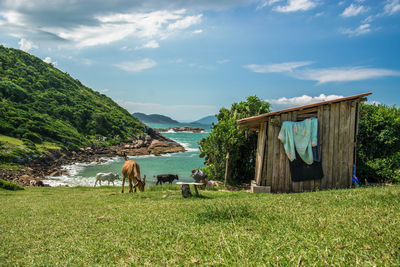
[357,102,400,183]
[199,96,271,184]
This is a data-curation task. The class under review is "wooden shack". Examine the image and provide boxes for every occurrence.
[237,92,372,193]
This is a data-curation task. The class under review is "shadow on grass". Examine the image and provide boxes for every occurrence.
[195,200,257,223]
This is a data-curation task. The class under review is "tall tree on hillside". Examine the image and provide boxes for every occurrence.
[199,96,271,184]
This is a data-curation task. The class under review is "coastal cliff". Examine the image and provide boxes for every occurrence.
[0,46,185,186]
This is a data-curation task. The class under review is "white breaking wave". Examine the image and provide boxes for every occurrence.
[179,142,199,152]
[164,131,209,134]
[43,175,123,187]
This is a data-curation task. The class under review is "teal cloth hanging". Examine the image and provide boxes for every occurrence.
[278,117,318,165]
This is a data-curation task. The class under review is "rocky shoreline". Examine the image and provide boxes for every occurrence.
[0,129,185,187]
[154,126,205,133]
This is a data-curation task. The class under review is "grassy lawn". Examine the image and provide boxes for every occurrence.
[0,185,399,265]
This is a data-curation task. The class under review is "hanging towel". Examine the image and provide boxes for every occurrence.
[278,117,318,165]
[278,121,296,162]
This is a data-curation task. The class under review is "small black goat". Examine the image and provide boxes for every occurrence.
[155,174,179,185]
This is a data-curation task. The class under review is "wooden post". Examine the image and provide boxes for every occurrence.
[224,152,230,186]
[181,184,192,198]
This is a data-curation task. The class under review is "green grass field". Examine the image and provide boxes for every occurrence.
[0,185,399,265]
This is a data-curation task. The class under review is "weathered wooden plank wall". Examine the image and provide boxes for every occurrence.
[254,121,267,185]
[258,99,358,193]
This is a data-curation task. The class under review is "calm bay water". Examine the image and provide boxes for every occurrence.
[43,123,210,187]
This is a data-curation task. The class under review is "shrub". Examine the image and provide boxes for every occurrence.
[0,179,24,190]
[22,132,42,144]
[22,138,37,151]
[357,103,400,183]
[199,96,271,184]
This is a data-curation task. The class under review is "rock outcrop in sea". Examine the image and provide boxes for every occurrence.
[154,126,205,133]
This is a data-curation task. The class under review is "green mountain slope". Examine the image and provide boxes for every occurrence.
[0,45,145,150]
[132,112,180,124]
[191,115,218,125]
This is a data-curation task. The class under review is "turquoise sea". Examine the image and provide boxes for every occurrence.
[43,123,210,187]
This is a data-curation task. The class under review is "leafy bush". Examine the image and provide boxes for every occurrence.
[22,132,42,144]
[357,103,400,183]
[0,179,24,190]
[22,139,37,151]
[199,96,271,184]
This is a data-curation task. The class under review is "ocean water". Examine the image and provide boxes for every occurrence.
[43,123,210,187]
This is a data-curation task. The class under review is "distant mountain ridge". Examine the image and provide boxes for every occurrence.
[132,113,218,125]
[133,113,179,124]
[191,115,218,125]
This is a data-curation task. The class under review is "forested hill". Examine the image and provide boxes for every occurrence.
[191,115,218,125]
[132,113,179,124]
[0,45,145,149]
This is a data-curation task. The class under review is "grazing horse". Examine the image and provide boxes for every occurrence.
[121,153,146,193]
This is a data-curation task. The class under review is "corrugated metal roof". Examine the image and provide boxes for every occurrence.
[237,92,372,128]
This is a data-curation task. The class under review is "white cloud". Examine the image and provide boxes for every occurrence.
[267,94,344,109]
[384,0,400,15]
[341,23,371,37]
[99,88,109,93]
[116,100,218,121]
[192,29,203,34]
[4,9,203,48]
[367,100,381,106]
[361,0,400,23]
[256,0,282,10]
[296,66,400,84]
[80,58,93,65]
[246,61,400,84]
[174,58,184,63]
[59,55,92,65]
[18,38,37,51]
[135,40,160,50]
[341,4,369,17]
[274,0,316,12]
[217,59,230,64]
[114,59,157,72]
[43,56,57,65]
[362,15,374,23]
[167,14,203,31]
[245,61,313,73]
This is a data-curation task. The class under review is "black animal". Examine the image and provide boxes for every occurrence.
[155,174,179,185]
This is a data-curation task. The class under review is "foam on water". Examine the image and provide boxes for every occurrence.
[44,123,211,187]
[179,141,198,152]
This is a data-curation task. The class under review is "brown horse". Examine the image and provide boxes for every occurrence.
[121,153,146,193]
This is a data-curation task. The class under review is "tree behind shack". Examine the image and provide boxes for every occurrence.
[199,96,271,185]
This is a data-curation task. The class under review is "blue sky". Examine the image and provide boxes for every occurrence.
[0,0,399,121]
